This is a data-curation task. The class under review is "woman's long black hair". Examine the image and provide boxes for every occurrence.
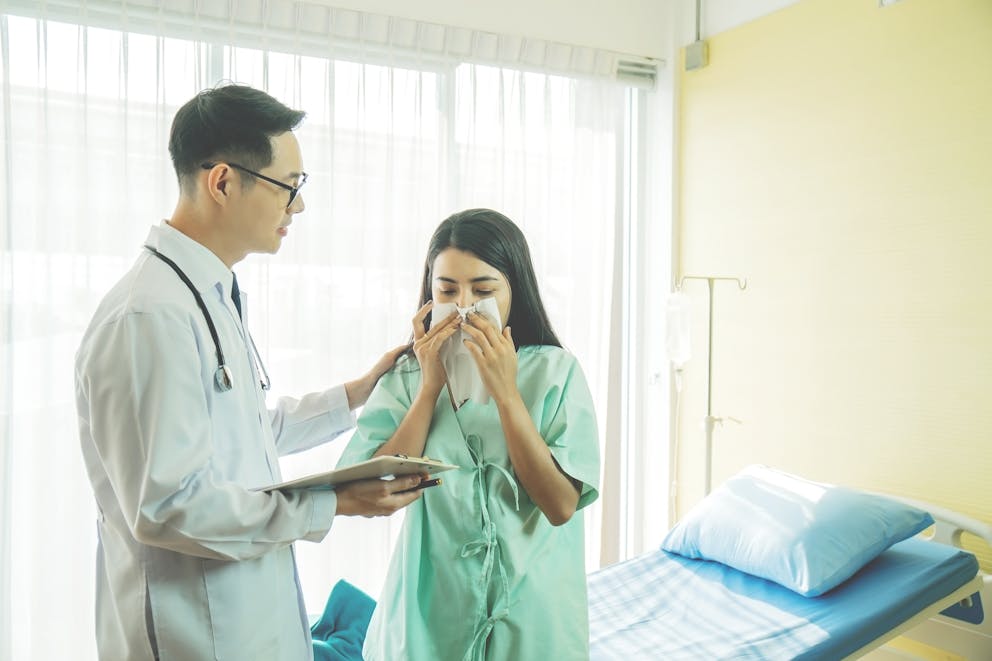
[419,208,561,349]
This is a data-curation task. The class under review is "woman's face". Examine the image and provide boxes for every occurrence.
[430,247,511,327]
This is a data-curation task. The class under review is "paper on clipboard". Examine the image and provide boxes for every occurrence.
[256,455,459,492]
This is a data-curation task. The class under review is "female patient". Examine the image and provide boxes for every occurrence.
[337,208,600,661]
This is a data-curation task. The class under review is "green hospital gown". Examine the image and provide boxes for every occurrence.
[337,345,601,661]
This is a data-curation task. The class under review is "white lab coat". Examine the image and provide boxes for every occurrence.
[75,222,353,661]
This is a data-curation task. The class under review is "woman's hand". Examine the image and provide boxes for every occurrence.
[370,307,455,460]
[411,301,461,395]
[461,312,519,405]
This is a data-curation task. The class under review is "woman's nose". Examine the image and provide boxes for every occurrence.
[457,293,478,309]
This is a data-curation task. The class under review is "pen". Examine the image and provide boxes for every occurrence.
[396,478,442,494]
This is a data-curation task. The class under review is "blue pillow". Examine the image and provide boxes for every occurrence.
[661,465,934,597]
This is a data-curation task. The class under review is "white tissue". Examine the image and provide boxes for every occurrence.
[429,297,502,406]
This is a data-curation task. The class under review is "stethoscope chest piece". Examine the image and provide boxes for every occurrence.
[215,365,234,392]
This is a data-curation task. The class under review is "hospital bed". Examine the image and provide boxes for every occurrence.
[588,496,992,660]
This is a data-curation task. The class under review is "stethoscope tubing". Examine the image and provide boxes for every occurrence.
[143,245,234,391]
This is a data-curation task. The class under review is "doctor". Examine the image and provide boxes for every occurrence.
[74,83,424,661]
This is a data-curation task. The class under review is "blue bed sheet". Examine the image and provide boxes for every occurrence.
[588,537,979,660]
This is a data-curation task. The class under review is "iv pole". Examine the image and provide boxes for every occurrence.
[675,275,747,495]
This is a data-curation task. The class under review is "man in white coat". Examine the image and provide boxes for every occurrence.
[74,84,424,660]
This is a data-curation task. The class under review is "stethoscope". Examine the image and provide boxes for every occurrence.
[144,245,270,393]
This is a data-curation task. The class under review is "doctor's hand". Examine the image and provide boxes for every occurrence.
[461,313,518,405]
[334,474,428,517]
[411,302,460,396]
[345,343,412,409]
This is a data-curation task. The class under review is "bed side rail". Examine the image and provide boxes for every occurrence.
[872,493,992,659]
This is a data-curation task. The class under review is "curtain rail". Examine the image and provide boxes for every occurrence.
[1,0,661,87]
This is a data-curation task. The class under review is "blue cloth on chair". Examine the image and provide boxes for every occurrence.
[311,579,376,661]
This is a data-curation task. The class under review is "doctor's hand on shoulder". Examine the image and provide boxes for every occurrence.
[334,473,428,517]
[344,343,413,409]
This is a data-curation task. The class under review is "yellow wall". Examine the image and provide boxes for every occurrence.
[675,0,992,568]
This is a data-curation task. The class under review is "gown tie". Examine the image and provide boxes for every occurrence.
[458,434,520,660]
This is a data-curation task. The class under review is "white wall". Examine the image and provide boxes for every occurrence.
[697,0,803,39]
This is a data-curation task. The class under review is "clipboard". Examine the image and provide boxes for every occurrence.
[257,455,458,492]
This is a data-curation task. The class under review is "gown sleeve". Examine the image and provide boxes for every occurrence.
[336,356,419,468]
[538,352,601,511]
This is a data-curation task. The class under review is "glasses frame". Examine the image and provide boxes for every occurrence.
[201,161,308,209]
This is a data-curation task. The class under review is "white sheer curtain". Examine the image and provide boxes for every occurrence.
[0,2,632,659]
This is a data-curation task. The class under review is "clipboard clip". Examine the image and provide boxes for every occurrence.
[394,453,439,463]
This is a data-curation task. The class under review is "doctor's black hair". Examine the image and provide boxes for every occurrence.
[418,208,562,349]
[168,83,305,192]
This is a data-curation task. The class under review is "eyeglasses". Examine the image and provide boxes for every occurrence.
[201,161,308,209]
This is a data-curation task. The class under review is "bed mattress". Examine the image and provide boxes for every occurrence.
[588,537,979,660]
